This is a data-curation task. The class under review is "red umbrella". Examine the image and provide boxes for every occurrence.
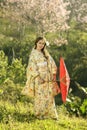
[59,57,70,103]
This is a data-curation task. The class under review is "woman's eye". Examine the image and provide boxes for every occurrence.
[39,43,44,45]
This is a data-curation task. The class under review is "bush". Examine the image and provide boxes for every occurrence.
[65,96,82,117]
[0,78,32,103]
[80,99,87,117]
[7,58,26,84]
[0,50,8,84]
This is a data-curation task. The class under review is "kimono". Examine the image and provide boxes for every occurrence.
[22,48,59,119]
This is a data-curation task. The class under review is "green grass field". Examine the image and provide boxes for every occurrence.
[0,100,87,130]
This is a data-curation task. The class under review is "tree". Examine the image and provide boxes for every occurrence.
[65,0,87,30]
[1,0,70,36]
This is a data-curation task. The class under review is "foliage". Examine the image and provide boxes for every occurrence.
[0,50,8,84]
[0,81,87,130]
[0,79,31,104]
[65,96,82,116]
[80,99,87,117]
[7,58,26,84]
[0,1,87,129]
[65,29,87,86]
[3,0,70,35]
[67,0,87,24]
[0,50,26,84]
[65,94,87,117]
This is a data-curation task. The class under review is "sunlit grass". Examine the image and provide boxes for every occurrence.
[0,99,87,130]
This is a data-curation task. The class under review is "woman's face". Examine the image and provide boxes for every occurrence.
[36,39,45,51]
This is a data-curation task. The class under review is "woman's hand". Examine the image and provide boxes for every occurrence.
[53,74,56,81]
[38,76,45,84]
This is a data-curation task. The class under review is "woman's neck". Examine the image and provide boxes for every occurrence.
[36,48,42,52]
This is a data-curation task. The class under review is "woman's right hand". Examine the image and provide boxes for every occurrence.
[52,74,56,81]
[38,76,45,84]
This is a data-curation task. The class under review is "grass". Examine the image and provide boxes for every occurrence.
[0,82,86,130]
[0,99,87,130]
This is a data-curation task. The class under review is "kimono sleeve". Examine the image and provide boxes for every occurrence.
[26,54,39,80]
[21,54,38,98]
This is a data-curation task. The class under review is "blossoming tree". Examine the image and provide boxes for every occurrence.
[65,0,87,32]
[2,0,70,35]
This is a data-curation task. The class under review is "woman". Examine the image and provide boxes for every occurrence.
[22,37,60,120]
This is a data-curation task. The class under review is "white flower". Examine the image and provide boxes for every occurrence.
[43,37,50,46]
[46,41,50,46]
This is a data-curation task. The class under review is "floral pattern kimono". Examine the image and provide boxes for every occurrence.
[22,48,58,119]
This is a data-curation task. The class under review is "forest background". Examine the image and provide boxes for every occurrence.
[0,0,87,130]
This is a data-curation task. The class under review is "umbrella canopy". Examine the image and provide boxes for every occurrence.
[59,57,70,103]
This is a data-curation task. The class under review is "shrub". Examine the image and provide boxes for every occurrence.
[65,96,82,117]
[7,58,26,84]
[80,99,87,117]
[0,50,8,84]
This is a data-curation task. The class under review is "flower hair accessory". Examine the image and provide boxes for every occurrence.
[43,37,50,46]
